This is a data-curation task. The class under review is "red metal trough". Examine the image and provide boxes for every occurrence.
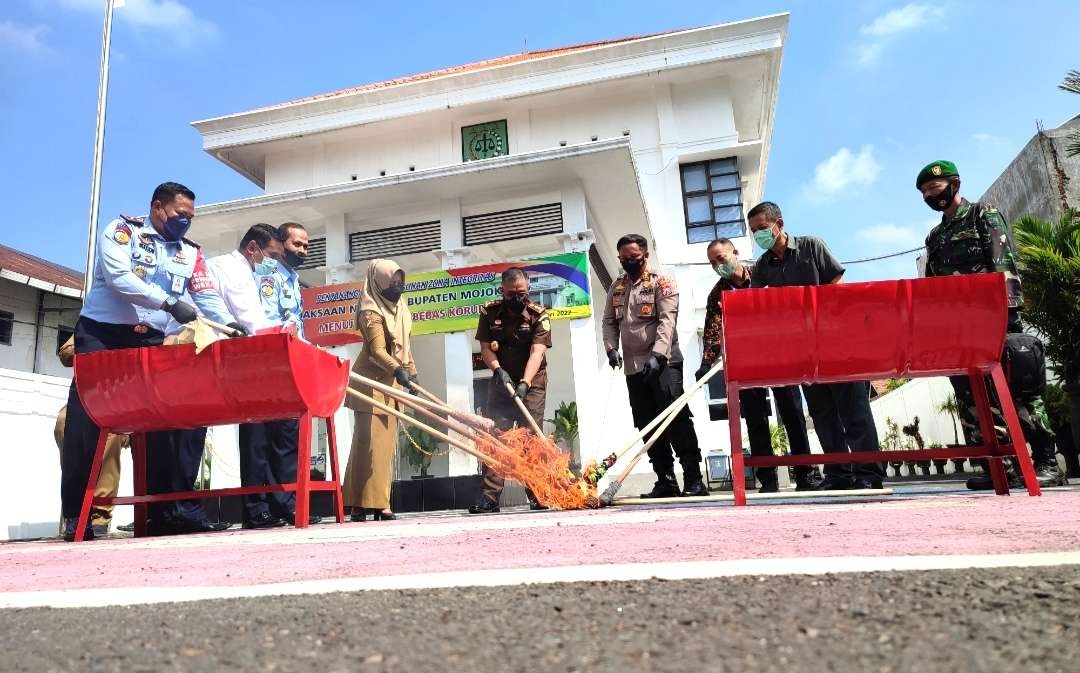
[72,333,350,540]
[721,273,1040,505]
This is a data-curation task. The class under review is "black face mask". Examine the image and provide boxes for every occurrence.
[925,183,955,212]
[620,258,644,275]
[382,283,405,303]
[504,294,527,312]
[283,250,306,268]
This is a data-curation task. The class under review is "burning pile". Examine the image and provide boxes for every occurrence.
[474,427,598,510]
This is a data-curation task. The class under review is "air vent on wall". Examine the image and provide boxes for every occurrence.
[349,221,441,263]
[297,237,326,269]
[462,202,563,247]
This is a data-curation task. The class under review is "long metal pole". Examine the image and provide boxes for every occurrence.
[82,0,116,297]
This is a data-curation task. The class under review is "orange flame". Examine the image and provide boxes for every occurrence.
[474,427,599,509]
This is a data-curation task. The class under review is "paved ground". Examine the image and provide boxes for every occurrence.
[2,483,1079,672]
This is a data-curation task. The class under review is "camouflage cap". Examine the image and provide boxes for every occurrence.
[916,160,959,188]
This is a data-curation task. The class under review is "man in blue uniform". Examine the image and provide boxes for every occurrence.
[236,221,317,527]
[61,182,244,540]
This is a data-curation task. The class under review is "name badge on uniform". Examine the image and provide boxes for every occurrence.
[171,274,185,294]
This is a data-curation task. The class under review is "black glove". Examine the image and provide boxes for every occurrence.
[226,322,248,337]
[165,299,198,325]
[607,349,623,369]
[408,373,420,395]
[694,362,710,381]
[494,367,513,389]
[641,353,667,378]
[393,366,411,387]
[514,381,529,399]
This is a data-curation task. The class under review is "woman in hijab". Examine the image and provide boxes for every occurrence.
[342,259,416,521]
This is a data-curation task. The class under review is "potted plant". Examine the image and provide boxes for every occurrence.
[399,422,438,479]
[881,417,904,478]
[1013,206,1080,472]
[937,393,967,473]
[928,442,949,475]
[547,401,579,468]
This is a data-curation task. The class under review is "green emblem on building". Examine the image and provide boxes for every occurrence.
[462,120,508,162]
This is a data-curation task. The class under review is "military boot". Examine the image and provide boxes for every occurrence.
[640,474,681,498]
[1034,462,1068,487]
[794,466,823,491]
[756,467,779,494]
[682,476,709,497]
[966,461,1023,491]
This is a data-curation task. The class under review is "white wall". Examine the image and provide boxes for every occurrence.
[0,369,69,539]
[0,279,82,378]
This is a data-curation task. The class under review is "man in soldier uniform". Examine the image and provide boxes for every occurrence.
[603,234,707,498]
[917,160,1066,488]
[695,238,822,492]
[468,267,552,514]
[61,181,244,540]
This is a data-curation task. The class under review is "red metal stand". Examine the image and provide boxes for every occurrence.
[721,274,1041,506]
[71,334,350,541]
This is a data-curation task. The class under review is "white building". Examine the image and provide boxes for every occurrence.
[0,244,84,539]
[190,16,787,493]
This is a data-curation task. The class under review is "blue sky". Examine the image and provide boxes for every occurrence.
[1,0,1078,282]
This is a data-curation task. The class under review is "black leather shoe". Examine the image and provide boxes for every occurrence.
[148,518,230,536]
[757,479,779,494]
[350,507,367,522]
[243,512,286,530]
[755,468,779,494]
[852,478,884,490]
[468,498,500,514]
[63,518,95,542]
[373,510,396,521]
[117,521,137,533]
[794,470,825,492]
[640,474,681,498]
[1035,463,1068,487]
[284,513,323,526]
[966,466,1024,491]
[682,478,710,497]
[815,475,856,491]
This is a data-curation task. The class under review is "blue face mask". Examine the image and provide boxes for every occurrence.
[161,215,191,242]
[753,226,776,251]
[254,255,278,276]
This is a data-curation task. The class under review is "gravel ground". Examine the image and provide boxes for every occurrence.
[2,566,1079,673]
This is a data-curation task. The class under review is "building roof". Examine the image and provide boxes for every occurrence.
[0,243,84,296]
[246,31,672,115]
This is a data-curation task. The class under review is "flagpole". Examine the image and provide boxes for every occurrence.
[82,0,116,296]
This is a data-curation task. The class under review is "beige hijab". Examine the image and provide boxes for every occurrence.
[359,258,412,366]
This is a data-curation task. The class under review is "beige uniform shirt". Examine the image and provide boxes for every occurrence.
[601,267,682,375]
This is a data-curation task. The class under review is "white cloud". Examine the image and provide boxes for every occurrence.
[857,223,924,247]
[973,132,1005,144]
[854,4,945,69]
[0,20,51,54]
[855,43,883,68]
[803,145,881,203]
[860,4,944,37]
[56,0,217,46]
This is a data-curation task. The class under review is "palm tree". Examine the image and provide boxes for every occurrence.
[1014,209,1080,462]
[1060,70,1080,157]
[937,394,961,446]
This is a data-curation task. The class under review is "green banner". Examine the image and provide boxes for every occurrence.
[404,252,591,336]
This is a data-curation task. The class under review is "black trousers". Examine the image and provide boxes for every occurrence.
[626,362,702,482]
[145,427,210,524]
[60,317,163,518]
[801,381,884,482]
[741,385,814,480]
[239,419,299,520]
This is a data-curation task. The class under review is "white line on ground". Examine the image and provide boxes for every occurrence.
[4,551,1078,610]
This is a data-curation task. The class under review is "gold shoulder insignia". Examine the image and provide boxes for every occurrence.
[120,213,145,226]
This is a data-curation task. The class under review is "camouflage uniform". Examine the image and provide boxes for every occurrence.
[924,198,1056,465]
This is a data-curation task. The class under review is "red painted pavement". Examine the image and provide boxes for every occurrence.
[3,491,1080,594]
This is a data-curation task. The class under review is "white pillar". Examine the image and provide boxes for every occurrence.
[434,247,478,477]
[323,214,349,267]
[553,229,606,468]
[208,424,240,489]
